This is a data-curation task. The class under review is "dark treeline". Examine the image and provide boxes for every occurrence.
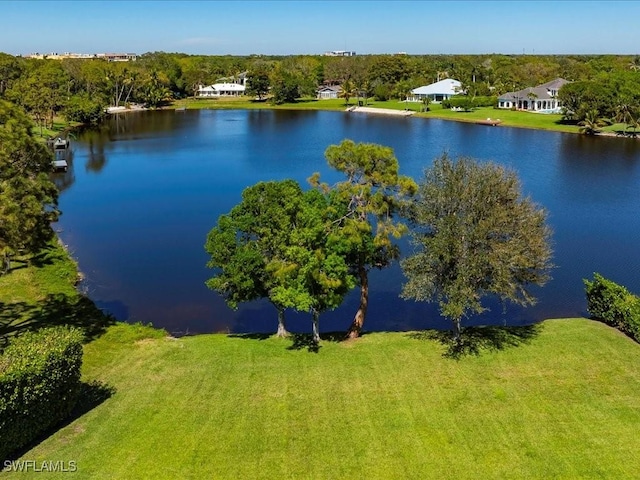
[2,51,640,130]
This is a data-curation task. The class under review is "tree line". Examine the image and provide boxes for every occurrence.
[205,140,553,345]
[2,51,640,130]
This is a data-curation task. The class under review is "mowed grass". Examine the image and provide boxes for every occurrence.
[0,241,111,342]
[8,319,640,479]
[0,241,78,305]
[170,96,581,134]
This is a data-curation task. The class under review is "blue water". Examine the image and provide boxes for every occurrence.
[53,109,640,335]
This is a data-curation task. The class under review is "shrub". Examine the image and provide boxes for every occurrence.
[373,84,392,101]
[0,327,83,460]
[584,273,640,342]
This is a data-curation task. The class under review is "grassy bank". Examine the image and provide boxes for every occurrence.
[0,240,112,344]
[169,96,585,134]
[5,318,640,479]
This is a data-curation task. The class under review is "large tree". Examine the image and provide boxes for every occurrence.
[246,68,271,100]
[269,188,355,345]
[205,180,306,337]
[310,140,417,338]
[205,180,354,343]
[0,100,59,272]
[401,154,553,343]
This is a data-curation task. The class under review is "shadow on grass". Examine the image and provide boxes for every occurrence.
[0,293,115,349]
[287,333,321,353]
[2,380,116,463]
[409,324,542,359]
[286,331,353,353]
[227,332,273,341]
[228,330,355,353]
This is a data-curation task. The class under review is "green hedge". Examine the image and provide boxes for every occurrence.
[584,273,640,342]
[0,327,83,460]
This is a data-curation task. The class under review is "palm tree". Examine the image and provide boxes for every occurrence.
[421,96,431,112]
[578,109,610,135]
[614,102,635,126]
[340,78,356,106]
[527,91,538,110]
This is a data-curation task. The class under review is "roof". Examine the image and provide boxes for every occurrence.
[198,83,246,92]
[498,78,570,101]
[411,79,462,96]
[317,85,342,93]
[537,78,570,90]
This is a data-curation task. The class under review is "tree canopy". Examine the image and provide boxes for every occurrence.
[0,100,59,272]
[205,179,354,342]
[310,139,417,338]
[401,154,553,342]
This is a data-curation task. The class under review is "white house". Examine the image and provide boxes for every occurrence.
[316,85,342,100]
[497,78,569,112]
[197,82,246,98]
[408,79,462,103]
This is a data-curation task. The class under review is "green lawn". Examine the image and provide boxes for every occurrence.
[170,97,582,134]
[0,241,112,344]
[5,318,640,479]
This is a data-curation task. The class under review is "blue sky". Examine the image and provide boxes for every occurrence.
[3,1,639,56]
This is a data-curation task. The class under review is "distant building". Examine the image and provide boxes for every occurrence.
[324,50,356,57]
[197,83,246,97]
[97,53,138,62]
[214,72,248,87]
[316,85,342,100]
[408,79,462,103]
[25,52,137,61]
[497,78,569,112]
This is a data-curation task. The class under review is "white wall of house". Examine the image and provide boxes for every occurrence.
[197,83,246,97]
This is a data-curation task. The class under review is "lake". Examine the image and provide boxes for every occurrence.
[53,109,640,335]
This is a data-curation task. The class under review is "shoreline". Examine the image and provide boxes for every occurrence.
[99,100,639,140]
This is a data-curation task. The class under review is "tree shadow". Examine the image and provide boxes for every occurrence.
[0,293,116,349]
[227,332,273,341]
[408,324,542,360]
[285,331,351,353]
[2,380,116,463]
[29,247,59,268]
[287,333,322,353]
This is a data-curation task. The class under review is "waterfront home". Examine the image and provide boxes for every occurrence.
[316,85,342,100]
[408,79,462,103]
[197,83,246,97]
[497,78,569,112]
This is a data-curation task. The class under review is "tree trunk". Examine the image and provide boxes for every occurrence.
[311,309,320,345]
[276,306,289,338]
[2,252,10,275]
[452,318,462,345]
[346,266,368,339]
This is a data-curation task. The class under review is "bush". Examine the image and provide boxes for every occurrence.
[373,84,392,101]
[584,273,640,342]
[0,327,83,460]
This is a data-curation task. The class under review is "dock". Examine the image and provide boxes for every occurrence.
[52,159,68,172]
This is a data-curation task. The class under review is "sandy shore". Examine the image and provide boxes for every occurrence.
[106,104,148,114]
[346,106,415,117]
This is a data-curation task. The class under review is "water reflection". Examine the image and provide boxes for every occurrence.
[57,110,640,335]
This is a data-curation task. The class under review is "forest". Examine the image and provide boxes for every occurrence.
[2,51,640,131]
